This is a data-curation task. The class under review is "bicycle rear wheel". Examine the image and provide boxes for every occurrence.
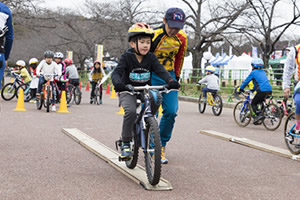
[125,123,140,169]
[95,87,101,105]
[198,93,206,113]
[74,86,81,105]
[46,87,50,112]
[36,92,43,110]
[144,117,161,186]
[262,103,282,131]
[67,84,74,106]
[233,101,251,127]
[212,94,223,116]
[284,113,300,155]
[1,83,16,101]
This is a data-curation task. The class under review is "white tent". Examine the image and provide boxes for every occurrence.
[224,53,252,80]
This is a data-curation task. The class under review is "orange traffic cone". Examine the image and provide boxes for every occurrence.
[14,88,27,111]
[57,91,70,113]
[85,81,90,91]
[110,86,117,99]
[117,106,125,115]
[79,81,82,90]
[106,83,110,94]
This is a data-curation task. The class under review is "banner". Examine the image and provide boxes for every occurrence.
[67,51,73,60]
[95,44,104,65]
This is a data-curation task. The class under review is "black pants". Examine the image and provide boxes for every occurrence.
[251,91,272,115]
[90,81,102,99]
[69,79,79,87]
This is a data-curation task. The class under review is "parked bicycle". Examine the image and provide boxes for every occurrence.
[198,85,223,116]
[233,88,282,131]
[284,112,300,154]
[36,74,54,113]
[115,85,175,186]
[1,71,31,101]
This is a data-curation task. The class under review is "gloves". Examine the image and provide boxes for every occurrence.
[114,82,127,92]
[176,76,180,81]
[237,88,244,94]
[168,80,180,89]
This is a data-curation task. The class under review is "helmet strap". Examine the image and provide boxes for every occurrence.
[134,38,142,56]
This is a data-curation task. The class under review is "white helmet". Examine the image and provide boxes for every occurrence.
[16,60,26,67]
[54,52,64,59]
[29,58,38,65]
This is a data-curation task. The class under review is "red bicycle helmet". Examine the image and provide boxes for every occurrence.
[64,58,73,65]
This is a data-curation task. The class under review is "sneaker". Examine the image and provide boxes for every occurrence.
[161,146,168,164]
[51,105,56,112]
[90,98,93,104]
[29,99,36,103]
[253,114,264,125]
[295,122,300,134]
[120,142,132,159]
[99,99,103,104]
[201,98,207,103]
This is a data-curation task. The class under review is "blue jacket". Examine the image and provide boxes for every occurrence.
[240,69,272,92]
[0,2,13,60]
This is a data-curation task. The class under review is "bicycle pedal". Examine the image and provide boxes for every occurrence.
[118,156,131,162]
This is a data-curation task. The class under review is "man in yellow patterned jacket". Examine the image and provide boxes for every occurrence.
[151,7,188,164]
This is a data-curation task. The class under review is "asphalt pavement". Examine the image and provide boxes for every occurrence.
[1,88,300,200]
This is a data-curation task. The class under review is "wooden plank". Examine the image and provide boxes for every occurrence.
[62,128,173,191]
[199,130,300,162]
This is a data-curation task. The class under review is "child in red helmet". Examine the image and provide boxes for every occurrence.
[88,60,106,104]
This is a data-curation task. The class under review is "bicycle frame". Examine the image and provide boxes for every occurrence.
[206,92,215,106]
[288,124,300,138]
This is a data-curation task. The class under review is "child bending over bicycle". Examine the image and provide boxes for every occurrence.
[111,22,180,160]
[89,60,106,104]
[15,60,32,97]
[65,58,80,87]
[36,50,61,112]
[237,58,272,124]
[198,65,220,101]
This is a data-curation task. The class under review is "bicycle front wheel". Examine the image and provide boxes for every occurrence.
[262,103,282,131]
[198,93,206,113]
[233,101,251,127]
[125,123,140,169]
[212,94,223,116]
[284,113,300,155]
[1,83,16,101]
[46,87,51,112]
[95,87,101,105]
[144,117,161,186]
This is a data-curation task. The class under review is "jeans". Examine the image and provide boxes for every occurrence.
[294,93,300,115]
[152,70,178,147]
[202,87,218,98]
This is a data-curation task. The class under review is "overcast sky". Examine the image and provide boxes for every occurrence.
[41,0,187,12]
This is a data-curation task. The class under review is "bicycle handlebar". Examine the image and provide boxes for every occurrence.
[119,84,178,95]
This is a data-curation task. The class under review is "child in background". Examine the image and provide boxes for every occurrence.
[54,52,67,91]
[29,58,39,103]
[198,65,220,101]
[89,60,106,104]
[15,60,32,99]
[36,51,61,112]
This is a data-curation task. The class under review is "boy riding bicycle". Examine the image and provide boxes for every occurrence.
[198,65,220,101]
[36,51,61,111]
[238,58,272,124]
[111,22,180,160]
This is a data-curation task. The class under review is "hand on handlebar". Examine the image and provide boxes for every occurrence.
[284,88,290,99]
[167,80,180,89]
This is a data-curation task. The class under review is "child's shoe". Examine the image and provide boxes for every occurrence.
[51,104,56,112]
[90,97,93,104]
[120,142,132,159]
[296,121,300,134]
[161,146,168,164]
[99,99,103,104]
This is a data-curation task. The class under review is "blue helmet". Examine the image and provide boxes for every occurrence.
[251,58,264,68]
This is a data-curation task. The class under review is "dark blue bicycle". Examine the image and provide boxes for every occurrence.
[115,85,173,185]
[233,88,281,131]
[284,112,300,154]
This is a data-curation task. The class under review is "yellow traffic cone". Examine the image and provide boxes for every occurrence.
[117,106,125,115]
[57,91,70,113]
[158,105,163,116]
[10,77,13,83]
[14,88,27,111]
[110,86,117,99]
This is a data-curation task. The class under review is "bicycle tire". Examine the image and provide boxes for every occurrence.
[1,83,16,101]
[66,86,73,107]
[144,117,161,186]
[284,113,300,155]
[212,94,223,116]
[46,86,50,112]
[198,93,206,113]
[95,87,100,105]
[262,103,282,131]
[125,123,139,169]
[233,101,251,127]
[74,86,81,105]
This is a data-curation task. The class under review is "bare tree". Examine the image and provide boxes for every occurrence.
[182,0,248,80]
[233,0,300,67]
